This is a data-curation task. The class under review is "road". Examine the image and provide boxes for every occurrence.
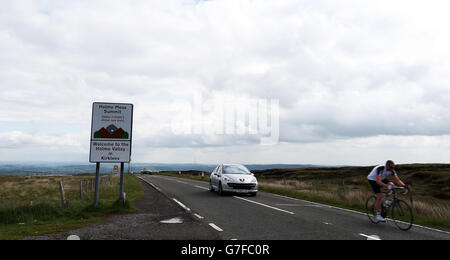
[139,174,450,240]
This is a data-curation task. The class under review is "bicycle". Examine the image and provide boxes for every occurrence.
[365,185,414,231]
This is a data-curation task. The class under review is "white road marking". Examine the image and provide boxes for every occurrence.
[67,235,80,240]
[150,183,162,192]
[172,198,191,212]
[275,203,323,207]
[271,193,356,210]
[194,213,204,219]
[195,185,209,190]
[209,223,224,232]
[160,217,183,224]
[233,196,295,215]
[359,234,381,240]
[137,176,161,191]
[177,180,188,184]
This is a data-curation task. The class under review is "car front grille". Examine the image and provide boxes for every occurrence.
[226,183,256,190]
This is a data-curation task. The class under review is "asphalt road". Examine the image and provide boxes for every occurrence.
[139,174,450,240]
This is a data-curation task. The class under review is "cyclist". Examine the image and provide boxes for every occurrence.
[367,160,405,222]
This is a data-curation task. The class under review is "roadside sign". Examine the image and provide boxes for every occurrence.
[89,102,133,163]
[113,165,119,173]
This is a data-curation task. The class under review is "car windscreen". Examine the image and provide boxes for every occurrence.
[223,165,251,174]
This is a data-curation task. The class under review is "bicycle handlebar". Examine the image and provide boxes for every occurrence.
[392,185,410,195]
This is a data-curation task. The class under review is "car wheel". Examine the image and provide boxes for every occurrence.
[209,181,214,192]
[218,182,224,196]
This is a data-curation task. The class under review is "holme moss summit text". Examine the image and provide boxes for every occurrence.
[99,104,128,114]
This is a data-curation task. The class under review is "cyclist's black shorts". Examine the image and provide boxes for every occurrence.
[368,179,389,194]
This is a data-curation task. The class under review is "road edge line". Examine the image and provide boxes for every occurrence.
[209,223,223,232]
[137,175,194,213]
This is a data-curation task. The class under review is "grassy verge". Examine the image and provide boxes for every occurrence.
[155,171,450,232]
[0,174,145,240]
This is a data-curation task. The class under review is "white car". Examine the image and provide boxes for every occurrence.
[141,168,152,174]
[209,164,258,196]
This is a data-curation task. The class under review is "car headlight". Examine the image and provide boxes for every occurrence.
[223,177,232,182]
[251,177,257,183]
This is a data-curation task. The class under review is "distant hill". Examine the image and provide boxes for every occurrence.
[132,163,324,173]
[252,163,450,200]
[0,162,327,176]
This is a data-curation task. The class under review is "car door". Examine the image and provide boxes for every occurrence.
[211,166,219,188]
[213,165,222,188]
[216,165,222,187]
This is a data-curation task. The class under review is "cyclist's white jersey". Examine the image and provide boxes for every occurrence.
[367,165,397,181]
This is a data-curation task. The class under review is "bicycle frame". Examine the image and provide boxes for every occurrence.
[366,186,414,231]
[381,189,400,216]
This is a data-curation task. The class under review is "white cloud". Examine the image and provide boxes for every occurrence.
[1,0,450,164]
[0,131,86,149]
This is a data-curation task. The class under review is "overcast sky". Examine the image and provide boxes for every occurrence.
[1,0,450,165]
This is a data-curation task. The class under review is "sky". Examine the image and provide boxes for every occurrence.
[1,0,450,166]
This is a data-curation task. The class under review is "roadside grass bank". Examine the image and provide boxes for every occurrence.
[155,166,450,232]
[0,174,144,240]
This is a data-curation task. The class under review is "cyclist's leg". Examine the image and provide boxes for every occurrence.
[375,193,383,213]
[377,180,391,220]
[369,180,383,213]
[383,179,394,198]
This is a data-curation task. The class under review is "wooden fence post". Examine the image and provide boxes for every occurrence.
[59,180,66,207]
[80,180,83,199]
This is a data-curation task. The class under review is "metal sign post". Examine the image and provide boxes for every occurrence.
[119,162,125,204]
[94,162,100,207]
[89,102,133,207]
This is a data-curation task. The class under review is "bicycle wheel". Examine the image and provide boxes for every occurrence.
[365,196,379,224]
[392,200,413,231]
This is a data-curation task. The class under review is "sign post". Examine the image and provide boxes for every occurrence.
[94,162,100,207]
[119,162,125,203]
[90,102,133,207]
